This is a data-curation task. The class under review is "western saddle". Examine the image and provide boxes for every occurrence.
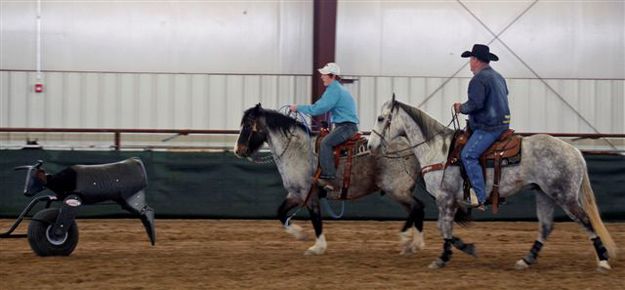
[312,126,368,200]
[421,126,522,213]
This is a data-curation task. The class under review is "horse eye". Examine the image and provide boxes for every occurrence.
[377,116,384,122]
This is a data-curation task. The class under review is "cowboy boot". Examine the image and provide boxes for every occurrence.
[458,189,486,211]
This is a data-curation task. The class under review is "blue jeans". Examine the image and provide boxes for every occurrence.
[460,127,508,203]
[319,123,358,179]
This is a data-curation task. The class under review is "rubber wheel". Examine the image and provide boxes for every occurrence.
[27,208,79,256]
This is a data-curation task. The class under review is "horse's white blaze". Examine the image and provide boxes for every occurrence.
[233,143,239,156]
[514,259,530,270]
[284,223,307,240]
[233,126,243,156]
[305,234,327,255]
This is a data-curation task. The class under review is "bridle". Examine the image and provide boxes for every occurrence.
[371,102,456,158]
[241,118,296,163]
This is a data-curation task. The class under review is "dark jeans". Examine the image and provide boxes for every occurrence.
[319,123,358,179]
[460,127,508,203]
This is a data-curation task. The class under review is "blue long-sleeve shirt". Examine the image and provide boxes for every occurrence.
[297,80,359,124]
[460,66,511,131]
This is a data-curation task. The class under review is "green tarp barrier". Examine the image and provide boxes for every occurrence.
[0,150,623,221]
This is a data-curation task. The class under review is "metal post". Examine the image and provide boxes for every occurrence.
[114,132,121,151]
[312,0,337,130]
[36,0,42,81]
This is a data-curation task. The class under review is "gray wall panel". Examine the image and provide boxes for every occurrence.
[1,0,313,74]
[341,75,624,135]
[336,0,624,79]
[1,1,623,149]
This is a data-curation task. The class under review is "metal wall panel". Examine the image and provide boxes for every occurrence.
[1,71,623,149]
[342,75,624,134]
[336,0,624,79]
[2,1,623,150]
[1,0,313,74]
[0,70,312,148]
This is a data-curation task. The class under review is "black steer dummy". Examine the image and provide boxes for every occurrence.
[19,158,156,245]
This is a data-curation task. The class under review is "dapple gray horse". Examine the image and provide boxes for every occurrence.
[368,98,616,271]
[234,104,431,255]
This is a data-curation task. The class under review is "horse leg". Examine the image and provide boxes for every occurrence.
[399,196,425,255]
[559,198,612,271]
[429,197,478,269]
[515,190,554,270]
[278,196,307,241]
[304,197,326,255]
[428,199,455,269]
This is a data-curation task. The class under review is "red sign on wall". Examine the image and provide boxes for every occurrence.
[34,83,44,93]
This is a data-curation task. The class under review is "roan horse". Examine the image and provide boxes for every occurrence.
[367,97,616,271]
[234,103,428,255]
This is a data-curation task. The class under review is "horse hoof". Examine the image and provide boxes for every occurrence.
[428,259,446,269]
[304,247,326,256]
[597,260,611,272]
[413,236,425,251]
[463,244,477,257]
[399,247,414,256]
[285,224,308,241]
[515,259,530,270]
[294,232,308,241]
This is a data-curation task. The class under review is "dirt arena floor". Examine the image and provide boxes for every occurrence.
[1,219,623,290]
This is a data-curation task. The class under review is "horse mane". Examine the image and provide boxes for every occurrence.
[241,106,310,136]
[263,109,310,135]
[395,101,452,140]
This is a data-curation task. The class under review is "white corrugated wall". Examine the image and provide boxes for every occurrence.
[343,76,624,134]
[1,0,623,149]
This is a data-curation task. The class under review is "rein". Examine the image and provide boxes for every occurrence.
[373,117,456,158]
[246,106,311,164]
[246,129,294,164]
[373,106,461,187]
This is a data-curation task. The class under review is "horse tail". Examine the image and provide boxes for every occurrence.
[454,207,472,227]
[581,170,617,260]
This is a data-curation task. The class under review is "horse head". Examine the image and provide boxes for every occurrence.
[368,94,404,153]
[235,103,269,157]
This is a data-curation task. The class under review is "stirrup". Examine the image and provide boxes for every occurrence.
[317,178,336,192]
[459,189,486,211]
[458,200,487,211]
[458,189,479,207]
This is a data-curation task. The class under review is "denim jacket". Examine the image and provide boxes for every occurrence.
[460,66,511,131]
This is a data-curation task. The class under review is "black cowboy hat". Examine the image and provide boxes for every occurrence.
[461,44,499,62]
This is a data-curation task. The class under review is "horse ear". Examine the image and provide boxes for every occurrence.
[391,93,398,112]
[253,103,263,114]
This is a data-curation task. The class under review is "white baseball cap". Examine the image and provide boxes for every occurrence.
[318,62,341,75]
